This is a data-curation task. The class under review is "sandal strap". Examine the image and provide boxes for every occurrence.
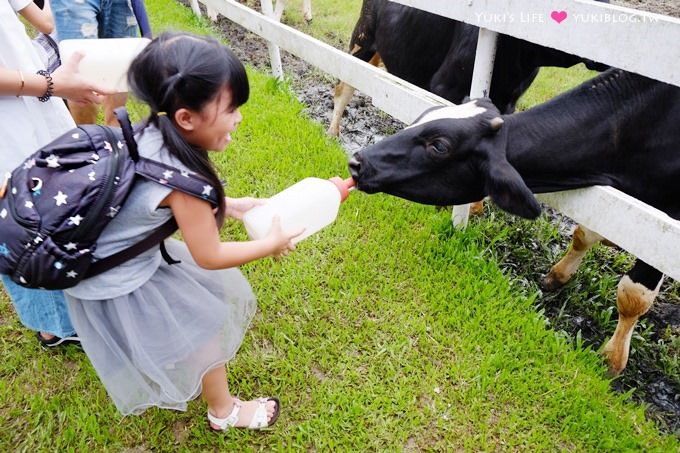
[207,398,242,431]
[248,397,271,429]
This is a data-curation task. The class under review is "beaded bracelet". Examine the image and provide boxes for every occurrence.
[36,70,54,102]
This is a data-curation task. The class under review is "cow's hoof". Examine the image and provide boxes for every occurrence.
[602,339,627,376]
[541,272,567,291]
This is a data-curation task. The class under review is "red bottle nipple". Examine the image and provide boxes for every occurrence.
[329,176,356,202]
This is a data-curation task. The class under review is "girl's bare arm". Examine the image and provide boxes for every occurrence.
[163,190,300,269]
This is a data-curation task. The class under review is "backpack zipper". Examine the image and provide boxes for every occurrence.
[67,126,123,241]
[7,178,38,229]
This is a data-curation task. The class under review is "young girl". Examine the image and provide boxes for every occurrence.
[64,32,302,430]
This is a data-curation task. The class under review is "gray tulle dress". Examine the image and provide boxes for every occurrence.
[64,126,256,416]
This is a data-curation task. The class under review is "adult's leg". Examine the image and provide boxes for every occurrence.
[1,275,76,339]
[99,0,138,126]
[51,0,101,124]
[103,92,127,127]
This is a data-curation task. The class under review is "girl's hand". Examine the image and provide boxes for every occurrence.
[265,216,304,258]
[51,52,115,104]
[225,196,267,220]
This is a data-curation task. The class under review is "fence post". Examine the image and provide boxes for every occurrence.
[452,27,498,227]
[189,0,202,17]
[260,0,284,80]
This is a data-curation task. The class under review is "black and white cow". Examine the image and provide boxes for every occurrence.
[328,0,608,136]
[348,69,680,374]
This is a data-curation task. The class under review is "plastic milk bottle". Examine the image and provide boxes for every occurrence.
[243,177,355,243]
[59,38,151,92]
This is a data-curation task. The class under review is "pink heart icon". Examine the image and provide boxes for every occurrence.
[551,10,568,24]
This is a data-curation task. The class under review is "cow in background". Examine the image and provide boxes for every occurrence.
[328,0,608,136]
[348,69,680,374]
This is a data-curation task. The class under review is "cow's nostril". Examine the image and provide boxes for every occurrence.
[349,154,362,168]
[348,155,362,178]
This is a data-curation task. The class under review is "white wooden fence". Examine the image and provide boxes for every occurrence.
[188,0,680,282]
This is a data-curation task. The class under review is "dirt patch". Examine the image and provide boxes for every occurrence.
[612,0,680,17]
[186,0,679,437]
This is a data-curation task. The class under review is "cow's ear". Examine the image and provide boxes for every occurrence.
[478,131,541,219]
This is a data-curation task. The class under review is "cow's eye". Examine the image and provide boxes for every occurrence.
[427,140,449,156]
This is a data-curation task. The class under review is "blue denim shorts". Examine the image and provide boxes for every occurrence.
[51,0,138,41]
[1,275,76,338]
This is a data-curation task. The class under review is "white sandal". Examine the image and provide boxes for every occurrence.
[208,397,280,431]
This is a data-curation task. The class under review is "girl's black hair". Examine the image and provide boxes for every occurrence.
[127,31,249,226]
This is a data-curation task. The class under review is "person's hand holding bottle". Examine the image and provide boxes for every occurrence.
[51,52,115,104]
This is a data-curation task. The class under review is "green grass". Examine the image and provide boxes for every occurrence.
[0,0,678,450]
[238,0,363,49]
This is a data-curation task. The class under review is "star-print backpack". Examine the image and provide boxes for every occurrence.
[0,107,219,290]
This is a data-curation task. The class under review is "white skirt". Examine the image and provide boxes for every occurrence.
[66,239,257,415]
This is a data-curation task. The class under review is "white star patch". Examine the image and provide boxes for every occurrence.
[66,270,78,279]
[163,170,174,179]
[64,242,78,251]
[46,154,60,168]
[33,235,43,244]
[108,206,120,218]
[23,158,35,169]
[54,191,68,206]
[71,133,80,139]
[88,171,96,181]
[0,208,6,219]
[104,141,113,152]
[91,153,100,161]
[117,140,124,149]
[181,170,190,177]
[24,200,34,209]
[68,214,84,226]
[202,185,213,197]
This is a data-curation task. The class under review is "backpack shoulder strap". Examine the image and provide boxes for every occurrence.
[114,106,140,161]
[114,106,220,206]
[135,157,220,207]
[85,218,178,279]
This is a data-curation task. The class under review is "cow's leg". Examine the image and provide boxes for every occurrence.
[302,0,312,22]
[328,52,382,136]
[603,260,663,374]
[469,200,485,215]
[542,224,604,290]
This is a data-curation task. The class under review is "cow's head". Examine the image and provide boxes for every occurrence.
[348,99,541,219]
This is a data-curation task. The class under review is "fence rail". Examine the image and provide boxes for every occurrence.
[189,0,680,282]
[393,0,680,87]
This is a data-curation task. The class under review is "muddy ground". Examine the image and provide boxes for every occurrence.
[184,0,680,436]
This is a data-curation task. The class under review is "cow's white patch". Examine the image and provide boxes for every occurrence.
[406,101,487,129]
